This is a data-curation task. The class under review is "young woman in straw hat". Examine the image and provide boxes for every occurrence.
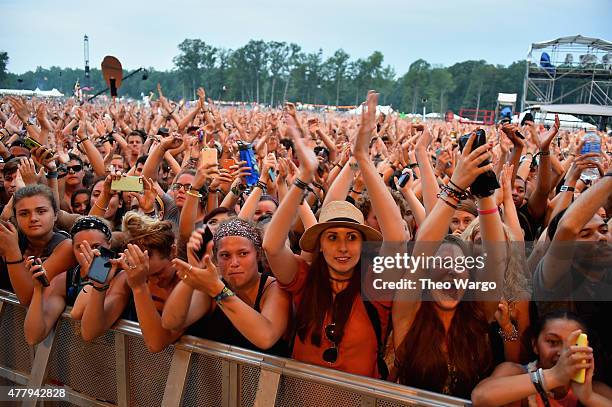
[263,92,405,378]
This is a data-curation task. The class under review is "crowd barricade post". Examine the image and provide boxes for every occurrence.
[0,290,471,407]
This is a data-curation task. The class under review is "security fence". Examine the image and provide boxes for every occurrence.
[0,290,470,407]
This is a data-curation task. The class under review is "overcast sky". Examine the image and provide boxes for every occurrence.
[2,0,611,75]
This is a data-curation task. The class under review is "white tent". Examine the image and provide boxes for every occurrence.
[0,88,64,98]
[514,110,596,130]
[347,105,394,115]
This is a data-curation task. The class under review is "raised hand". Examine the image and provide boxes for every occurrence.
[120,244,150,290]
[172,255,223,298]
[537,114,560,152]
[353,91,378,158]
[284,102,318,181]
[18,158,43,185]
[450,132,494,191]
[128,177,156,214]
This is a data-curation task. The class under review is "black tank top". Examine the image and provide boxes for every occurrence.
[186,273,289,357]
[0,231,70,292]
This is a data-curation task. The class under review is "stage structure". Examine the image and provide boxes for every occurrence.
[521,35,612,111]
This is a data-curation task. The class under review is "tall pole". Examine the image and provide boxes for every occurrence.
[83,35,90,88]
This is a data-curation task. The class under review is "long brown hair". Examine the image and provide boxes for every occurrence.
[295,249,361,347]
[397,301,492,398]
[396,235,493,398]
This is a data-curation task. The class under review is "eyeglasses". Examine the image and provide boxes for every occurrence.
[322,322,338,363]
[171,183,191,191]
[67,164,82,173]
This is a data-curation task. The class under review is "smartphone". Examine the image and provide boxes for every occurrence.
[24,136,43,150]
[572,333,588,383]
[87,247,115,284]
[268,168,277,182]
[220,158,236,171]
[111,176,144,192]
[195,226,214,260]
[197,129,204,143]
[458,129,486,153]
[398,170,411,188]
[32,258,50,287]
[200,148,218,166]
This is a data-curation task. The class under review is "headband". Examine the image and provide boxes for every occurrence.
[70,216,112,241]
[213,218,262,248]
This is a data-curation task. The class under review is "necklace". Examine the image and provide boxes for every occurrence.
[328,275,351,283]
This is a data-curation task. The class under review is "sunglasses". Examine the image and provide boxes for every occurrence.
[322,322,338,364]
[171,183,191,191]
[67,164,82,173]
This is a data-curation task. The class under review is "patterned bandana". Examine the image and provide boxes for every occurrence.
[213,217,262,248]
[70,216,112,241]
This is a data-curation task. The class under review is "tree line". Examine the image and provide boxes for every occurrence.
[0,40,533,113]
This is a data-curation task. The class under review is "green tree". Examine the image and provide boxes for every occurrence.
[0,52,9,87]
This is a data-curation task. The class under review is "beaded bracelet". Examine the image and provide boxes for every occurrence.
[255,181,267,193]
[293,178,309,190]
[437,193,458,210]
[498,324,519,342]
[441,184,468,201]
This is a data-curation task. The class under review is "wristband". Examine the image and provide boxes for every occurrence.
[214,285,235,304]
[477,207,499,215]
[45,171,58,179]
[408,162,418,169]
[448,179,466,193]
[293,178,309,191]
[437,193,458,210]
[255,181,267,193]
[604,172,612,177]
[539,150,550,156]
[559,185,575,192]
[186,189,203,199]
[4,257,24,265]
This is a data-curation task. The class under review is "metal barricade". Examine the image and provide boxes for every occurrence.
[0,291,471,407]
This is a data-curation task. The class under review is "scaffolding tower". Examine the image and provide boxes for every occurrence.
[521,35,612,111]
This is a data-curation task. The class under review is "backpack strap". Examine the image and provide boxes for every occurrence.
[362,300,389,380]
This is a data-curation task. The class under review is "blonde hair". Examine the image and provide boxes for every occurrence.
[461,218,531,302]
[121,211,175,258]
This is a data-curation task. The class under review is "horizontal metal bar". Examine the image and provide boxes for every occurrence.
[0,366,29,385]
[0,291,470,406]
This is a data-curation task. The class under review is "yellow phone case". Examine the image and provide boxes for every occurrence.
[111,176,143,192]
[572,333,588,383]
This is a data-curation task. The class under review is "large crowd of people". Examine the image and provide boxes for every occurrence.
[0,87,610,405]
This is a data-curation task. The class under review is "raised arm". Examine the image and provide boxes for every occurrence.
[527,115,560,220]
[413,125,440,214]
[173,256,290,349]
[540,171,612,289]
[353,91,404,242]
[262,103,319,285]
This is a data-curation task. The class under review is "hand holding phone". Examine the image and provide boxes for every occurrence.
[572,333,588,383]
[194,226,214,260]
[87,247,116,284]
[111,175,144,192]
[30,257,50,287]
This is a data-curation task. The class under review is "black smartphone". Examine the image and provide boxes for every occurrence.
[458,129,486,153]
[459,129,500,197]
[87,247,115,284]
[398,170,411,188]
[195,226,214,260]
[32,257,50,287]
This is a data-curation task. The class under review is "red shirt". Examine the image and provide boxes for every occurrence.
[280,259,391,378]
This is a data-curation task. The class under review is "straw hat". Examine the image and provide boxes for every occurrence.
[299,201,382,252]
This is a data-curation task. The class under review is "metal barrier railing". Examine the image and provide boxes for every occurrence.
[0,290,471,407]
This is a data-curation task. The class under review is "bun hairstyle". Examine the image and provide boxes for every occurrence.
[121,211,175,258]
